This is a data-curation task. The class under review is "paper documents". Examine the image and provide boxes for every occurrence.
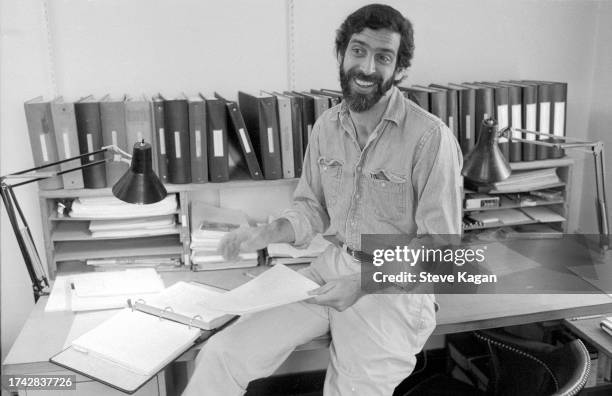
[198,264,319,314]
[71,308,201,376]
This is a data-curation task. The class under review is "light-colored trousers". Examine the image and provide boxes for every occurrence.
[182,246,436,396]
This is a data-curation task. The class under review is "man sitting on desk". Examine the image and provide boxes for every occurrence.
[183,4,462,395]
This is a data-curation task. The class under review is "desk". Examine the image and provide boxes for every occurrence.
[4,267,612,395]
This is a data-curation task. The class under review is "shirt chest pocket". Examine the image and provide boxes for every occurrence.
[366,169,408,220]
[318,157,343,209]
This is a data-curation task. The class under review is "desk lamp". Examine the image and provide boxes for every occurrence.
[0,141,167,301]
[462,118,609,251]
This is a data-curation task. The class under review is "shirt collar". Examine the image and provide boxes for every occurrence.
[334,85,404,126]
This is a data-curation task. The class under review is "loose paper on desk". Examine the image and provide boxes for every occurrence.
[198,264,319,314]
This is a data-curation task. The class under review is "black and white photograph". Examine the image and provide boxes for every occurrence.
[1,1,611,395]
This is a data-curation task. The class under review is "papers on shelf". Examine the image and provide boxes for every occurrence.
[520,206,566,223]
[69,195,178,219]
[198,264,319,314]
[492,169,561,192]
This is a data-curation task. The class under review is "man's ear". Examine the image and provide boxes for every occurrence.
[394,68,407,84]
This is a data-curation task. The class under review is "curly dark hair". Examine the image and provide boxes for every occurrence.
[335,4,414,73]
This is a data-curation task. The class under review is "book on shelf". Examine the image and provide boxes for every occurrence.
[447,83,476,155]
[284,91,313,155]
[151,94,169,183]
[50,97,85,189]
[267,92,295,179]
[99,95,130,186]
[163,95,192,184]
[24,97,64,190]
[75,95,107,188]
[214,93,263,180]
[399,86,429,111]
[501,81,538,161]
[429,84,459,140]
[187,94,209,184]
[124,95,155,170]
[412,85,448,127]
[238,91,283,180]
[478,83,510,161]
[203,95,230,182]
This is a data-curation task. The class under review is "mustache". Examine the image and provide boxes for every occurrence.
[346,69,383,85]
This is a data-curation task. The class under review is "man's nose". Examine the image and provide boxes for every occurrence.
[358,55,376,75]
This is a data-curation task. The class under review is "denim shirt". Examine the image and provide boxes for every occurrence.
[281,86,463,250]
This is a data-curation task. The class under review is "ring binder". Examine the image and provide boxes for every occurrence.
[189,315,203,330]
[159,306,174,320]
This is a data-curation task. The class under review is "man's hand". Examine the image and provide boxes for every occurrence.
[218,218,296,261]
[218,226,270,261]
[306,273,365,312]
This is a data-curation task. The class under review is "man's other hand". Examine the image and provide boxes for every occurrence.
[306,274,365,312]
[218,226,270,261]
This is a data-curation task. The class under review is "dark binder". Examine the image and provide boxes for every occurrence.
[188,95,208,184]
[163,96,191,184]
[124,95,154,162]
[99,95,130,186]
[310,89,342,107]
[300,92,329,120]
[49,98,85,189]
[477,83,510,161]
[286,91,315,154]
[429,84,459,140]
[280,93,304,177]
[448,84,476,155]
[399,86,430,111]
[151,94,169,183]
[268,92,295,178]
[533,82,552,160]
[74,96,107,188]
[214,93,263,180]
[203,96,230,182]
[502,81,538,161]
[497,83,524,162]
[238,91,283,180]
[524,80,567,159]
[462,83,494,143]
[24,97,63,190]
[413,85,448,125]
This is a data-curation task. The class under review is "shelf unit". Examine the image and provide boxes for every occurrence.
[462,157,574,234]
[39,178,299,277]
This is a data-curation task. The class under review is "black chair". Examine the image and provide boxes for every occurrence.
[402,329,591,396]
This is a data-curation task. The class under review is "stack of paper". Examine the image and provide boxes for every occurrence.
[601,318,612,337]
[190,203,258,270]
[88,215,177,238]
[267,234,331,265]
[45,268,165,312]
[70,194,178,218]
[492,169,561,192]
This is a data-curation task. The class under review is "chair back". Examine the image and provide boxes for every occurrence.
[474,330,590,396]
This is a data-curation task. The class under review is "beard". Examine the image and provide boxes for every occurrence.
[339,65,395,113]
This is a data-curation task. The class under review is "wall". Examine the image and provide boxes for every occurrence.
[580,1,612,237]
[1,0,608,362]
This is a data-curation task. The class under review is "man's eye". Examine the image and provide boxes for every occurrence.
[351,47,365,56]
[377,54,392,64]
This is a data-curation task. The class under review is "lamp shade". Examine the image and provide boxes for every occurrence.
[462,118,512,184]
[112,141,167,204]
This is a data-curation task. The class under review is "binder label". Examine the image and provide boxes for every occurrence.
[448,116,454,133]
[526,104,537,141]
[465,115,471,139]
[62,131,71,158]
[174,131,181,158]
[267,127,274,153]
[159,128,166,155]
[539,102,551,138]
[239,128,251,154]
[511,105,522,138]
[497,105,508,143]
[213,129,224,157]
[39,135,49,162]
[112,130,118,147]
[87,134,94,160]
[195,130,202,158]
[553,102,565,137]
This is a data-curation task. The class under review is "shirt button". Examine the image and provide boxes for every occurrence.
[381,182,386,187]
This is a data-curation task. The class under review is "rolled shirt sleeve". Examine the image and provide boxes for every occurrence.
[412,124,463,237]
[279,121,330,248]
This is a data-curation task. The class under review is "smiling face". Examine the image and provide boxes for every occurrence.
[339,28,401,112]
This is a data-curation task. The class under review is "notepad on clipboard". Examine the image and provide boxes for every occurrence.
[50,281,235,394]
